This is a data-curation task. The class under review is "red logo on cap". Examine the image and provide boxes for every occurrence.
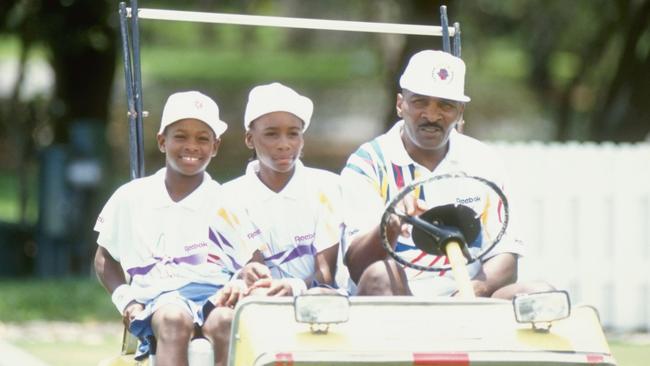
[194,100,203,109]
[437,68,449,80]
[431,66,454,84]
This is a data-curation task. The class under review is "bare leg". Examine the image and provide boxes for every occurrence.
[305,287,339,294]
[356,260,411,296]
[492,281,556,300]
[151,304,194,366]
[202,306,235,366]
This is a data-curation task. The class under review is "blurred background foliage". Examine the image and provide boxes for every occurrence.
[0,0,648,277]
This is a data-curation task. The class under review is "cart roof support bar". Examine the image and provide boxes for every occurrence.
[119,2,144,179]
[126,8,456,37]
[120,2,460,179]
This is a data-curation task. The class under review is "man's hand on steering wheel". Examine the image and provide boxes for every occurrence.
[387,195,429,245]
[380,173,509,273]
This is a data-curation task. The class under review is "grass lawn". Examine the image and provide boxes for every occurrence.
[608,340,650,366]
[0,278,122,365]
[14,333,120,366]
[0,277,117,322]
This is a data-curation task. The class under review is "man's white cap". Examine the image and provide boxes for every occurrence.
[399,50,470,103]
[244,82,313,131]
[159,91,228,137]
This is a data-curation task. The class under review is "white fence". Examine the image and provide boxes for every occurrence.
[490,142,650,332]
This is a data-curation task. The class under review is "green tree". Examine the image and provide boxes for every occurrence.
[1,0,117,274]
[434,0,648,142]
[373,0,649,142]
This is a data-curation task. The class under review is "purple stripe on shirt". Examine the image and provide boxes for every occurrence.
[264,243,318,264]
[125,253,205,277]
[265,251,286,261]
[171,253,204,266]
[209,228,222,249]
[280,244,317,264]
[217,231,233,248]
[227,254,242,270]
[127,262,157,277]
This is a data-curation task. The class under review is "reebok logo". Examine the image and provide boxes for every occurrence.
[247,228,261,239]
[184,242,208,252]
[294,233,315,243]
[456,196,481,205]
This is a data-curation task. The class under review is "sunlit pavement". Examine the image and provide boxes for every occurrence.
[0,341,50,366]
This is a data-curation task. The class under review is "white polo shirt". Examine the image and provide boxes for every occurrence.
[94,168,259,303]
[221,160,343,284]
[341,120,524,296]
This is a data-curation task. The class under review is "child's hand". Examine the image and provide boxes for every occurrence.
[240,262,271,287]
[245,278,295,297]
[123,302,144,328]
[210,281,245,308]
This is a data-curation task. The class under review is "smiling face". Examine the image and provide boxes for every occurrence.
[397,89,465,153]
[246,111,304,175]
[157,118,220,178]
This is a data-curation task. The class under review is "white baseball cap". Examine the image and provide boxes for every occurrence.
[399,50,470,103]
[244,82,313,131]
[159,91,228,137]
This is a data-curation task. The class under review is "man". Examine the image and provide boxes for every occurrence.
[341,50,549,298]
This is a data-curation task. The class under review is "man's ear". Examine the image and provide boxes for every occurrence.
[396,93,404,118]
[453,103,466,132]
[244,131,255,150]
[156,134,166,153]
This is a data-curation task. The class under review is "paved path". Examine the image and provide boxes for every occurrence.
[0,340,50,366]
[0,320,122,366]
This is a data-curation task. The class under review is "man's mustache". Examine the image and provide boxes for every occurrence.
[418,120,443,129]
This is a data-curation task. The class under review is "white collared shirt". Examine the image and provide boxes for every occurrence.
[94,168,259,302]
[341,121,524,296]
[221,160,343,283]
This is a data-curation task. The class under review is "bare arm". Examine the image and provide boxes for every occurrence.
[470,253,518,297]
[345,196,427,284]
[95,246,145,325]
[94,246,126,294]
[345,225,396,284]
[314,244,338,286]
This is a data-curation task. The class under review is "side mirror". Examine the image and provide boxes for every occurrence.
[513,290,571,332]
[294,294,350,334]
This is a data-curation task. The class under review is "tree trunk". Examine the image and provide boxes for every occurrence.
[37,0,118,275]
[592,0,650,142]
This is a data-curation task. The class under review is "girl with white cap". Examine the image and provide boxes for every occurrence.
[93,91,261,366]
[221,82,344,296]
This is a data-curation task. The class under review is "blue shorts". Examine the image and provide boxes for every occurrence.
[129,282,222,360]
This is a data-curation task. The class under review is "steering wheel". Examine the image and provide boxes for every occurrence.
[379,172,509,272]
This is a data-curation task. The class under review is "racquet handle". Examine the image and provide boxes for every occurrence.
[446,241,475,298]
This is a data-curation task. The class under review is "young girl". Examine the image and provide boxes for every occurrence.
[93,91,259,366]
[221,82,344,295]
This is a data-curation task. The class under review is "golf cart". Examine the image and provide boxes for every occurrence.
[99,2,617,365]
